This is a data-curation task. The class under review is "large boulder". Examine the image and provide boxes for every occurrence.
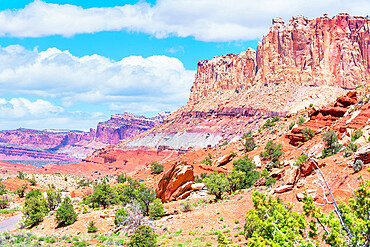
[354,143,370,164]
[212,153,233,167]
[156,161,194,202]
[300,158,319,177]
[283,166,299,185]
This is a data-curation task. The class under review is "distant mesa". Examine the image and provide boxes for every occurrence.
[0,112,170,161]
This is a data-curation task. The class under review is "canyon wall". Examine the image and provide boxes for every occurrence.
[0,112,168,161]
[256,13,370,88]
[190,14,370,104]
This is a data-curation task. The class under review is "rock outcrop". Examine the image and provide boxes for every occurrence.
[0,112,167,161]
[256,14,369,88]
[156,161,194,202]
[95,112,169,145]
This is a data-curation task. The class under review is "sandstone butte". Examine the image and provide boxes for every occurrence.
[0,112,169,161]
[80,13,369,171]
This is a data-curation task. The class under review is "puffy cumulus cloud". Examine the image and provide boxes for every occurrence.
[0,45,195,111]
[0,98,106,130]
[0,0,369,41]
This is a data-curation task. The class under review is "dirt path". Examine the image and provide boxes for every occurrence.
[0,213,23,233]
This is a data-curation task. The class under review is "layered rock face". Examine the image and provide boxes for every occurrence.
[82,14,370,174]
[95,112,169,145]
[256,13,369,88]
[189,48,257,101]
[0,112,167,161]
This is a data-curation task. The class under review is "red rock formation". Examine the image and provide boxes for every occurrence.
[95,112,169,145]
[156,161,194,202]
[256,14,369,88]
[189,48,257,102]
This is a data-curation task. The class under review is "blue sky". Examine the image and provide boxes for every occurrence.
[0,0,368,131]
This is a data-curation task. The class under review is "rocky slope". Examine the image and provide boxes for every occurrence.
[0,112,168,161]
[83,13,369,172]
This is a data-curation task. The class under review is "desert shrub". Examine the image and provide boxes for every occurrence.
[115,208,129,226]
[55,197,77,227]
[297,115,306,125]
[322,130,342,158]
[217,233,228,245]
[204,171,230,200]
[296,153,308,167]
[87,221,97,233]
[149,198,164,220]
[261,169,269,178]
[25,189,43,201]
[260,140,283,166]
[272,116,280,122]
[150,161,163,175]
[15,185,27,198]
[288,122,296,130]
[136,187,156,216]
[194,173,208,183]
[82,206,88,214]
[84,180,119,209]
[77,178,92,188]
[344,142,358,157]
[0,184,6,195]
[0,196,8,209]
[200,153,213,166]
[265,177,276,187]
[23,194,48,227]
[233,155,260,188]
[227,169,246,192]
[302,128,315,141]
[351,129,363,142]
[262,119,275,129]
[128,225,157,247]
[46,185,62,211]
[243,131,256,152]
[353,159,364,172]
[26,176,37,186]
[181,202,192,212]
[17,171,26,180]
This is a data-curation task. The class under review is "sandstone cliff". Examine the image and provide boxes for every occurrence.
[83,14,370,173]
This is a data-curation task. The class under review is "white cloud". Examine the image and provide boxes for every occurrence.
[0,45,195,129]
[0,0,369,41]
[0,97,106,130]
[0,45,195,106]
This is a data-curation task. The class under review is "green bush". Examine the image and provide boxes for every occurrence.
[262,119,275,129]
[243,131,256,152]
[344,142,358,157]
[200,153,213,166]
[115,208,129,226]
[15,185,27,198]
[55,197,77,227]
[46,185,62,211]
[17,171,26,180]
[204,171,230,200]
[265,177,276,187]
[0,195,9,209]
[260,141,283,166]
[302,128,315,141]
[217,233,228,245]
[150,161,164,175]
[272,116,280,122]
[23,194,48,227]
[149,198,164,220]
[288,122,295,130]
[351,129,363,142]
[87,221,97,233]
[353,159,364,172]
[84,180,119,209]
[0,184,7,195]
[297,115,306,125]
[296,153,308,167]
[227,169,246,192]
[233,156,260,188]
[26,176,37,186]
[128,225,157,247]
[322,130,342,158]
